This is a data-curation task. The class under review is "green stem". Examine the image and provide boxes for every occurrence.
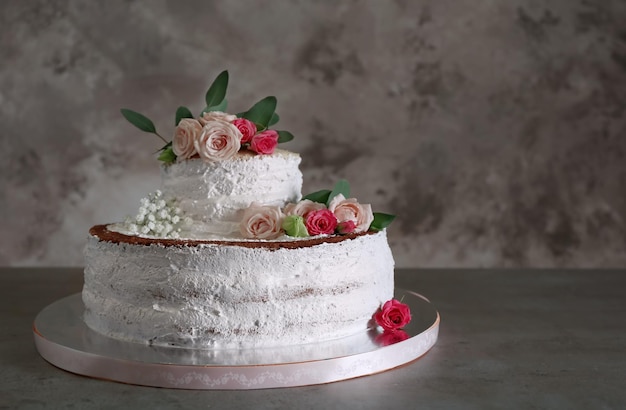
[154,132,168,144]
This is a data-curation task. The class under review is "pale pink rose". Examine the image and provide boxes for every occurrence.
[249,130,279,155]
[374,299,411,332]
[194,120,242,162]
[240,203,284,239]
[232,118,257,144]
[284,200,326,219]
[172,118,202,160]
[305,209,337,235]
[198,111,237,125]
[328,194,374,233]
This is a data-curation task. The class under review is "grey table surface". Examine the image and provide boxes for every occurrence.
[1,267,625,409]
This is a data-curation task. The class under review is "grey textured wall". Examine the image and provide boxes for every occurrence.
[2,1,625,268]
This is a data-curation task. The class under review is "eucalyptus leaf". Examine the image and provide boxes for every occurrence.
[327,179,350,206]
[120,109,157,134]
[277,130,294,144]
[302,189,331,204]
[175,106,194,126]
[202,99,228,115]
[241,96,277,129]
[269,112,280,126]
[157,146,177,164]
[205,70,229,108]
[369,212,396,231]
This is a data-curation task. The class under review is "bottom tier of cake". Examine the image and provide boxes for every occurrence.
[82,225,395,349]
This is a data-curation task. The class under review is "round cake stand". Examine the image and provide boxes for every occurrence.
[33,289,439,390]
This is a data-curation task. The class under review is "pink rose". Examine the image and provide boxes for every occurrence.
[375,330,410,346]
[328,194,374,233]
[304,209,337,236]
[198,111,237,125]
[284,199,326,219]
[232,118,257,144]
[336,220,356,234]
[172,118,202,160]
[194,120,242,162]
[374,299,411,332]
[240,203,284,239]
[249,130,279,155]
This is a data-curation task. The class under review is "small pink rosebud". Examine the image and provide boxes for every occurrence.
[336,220,356,234]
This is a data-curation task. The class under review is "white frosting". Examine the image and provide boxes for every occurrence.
[82,230,395,349]
[157,150,302,238]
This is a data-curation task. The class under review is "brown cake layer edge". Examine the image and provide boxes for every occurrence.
[89,224,376,250]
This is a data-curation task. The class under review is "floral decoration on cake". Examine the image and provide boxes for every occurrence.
[120,70,294,164]
[121,190,192,238]
[240,180,396,240]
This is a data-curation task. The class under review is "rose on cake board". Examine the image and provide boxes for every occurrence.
[119,70,295,164]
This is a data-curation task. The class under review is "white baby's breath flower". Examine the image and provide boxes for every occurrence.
[123,190,189,238]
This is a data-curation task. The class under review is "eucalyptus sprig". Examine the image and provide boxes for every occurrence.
[120,109,168,144]
[120,69,295,164]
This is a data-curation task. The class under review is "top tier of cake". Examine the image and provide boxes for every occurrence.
[161,149,302,238]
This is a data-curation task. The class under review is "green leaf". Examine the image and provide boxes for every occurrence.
[327,179,350,206]
[269,112,280,126]
[369,212,396,231]
[277,130,294,144]
[282,215,309,237]
[241,96,277,129]
[207,99,228,113]
[157,146,177,164]
[175,106,194,126]
[120,108,157,134]
[302,189,331,204]
[205,70,229,108]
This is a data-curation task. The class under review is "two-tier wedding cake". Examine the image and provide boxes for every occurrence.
[82,71,408,349]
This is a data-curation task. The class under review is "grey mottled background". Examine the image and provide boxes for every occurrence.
[2,0,625,268]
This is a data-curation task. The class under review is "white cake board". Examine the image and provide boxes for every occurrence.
[33,289,439,390]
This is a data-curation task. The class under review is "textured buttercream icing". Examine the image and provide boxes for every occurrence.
[83,228,394,349]
[159,149,302,238]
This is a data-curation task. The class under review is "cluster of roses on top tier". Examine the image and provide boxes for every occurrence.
[239,180,395,240]
[120,70,294,164]
[173,111,278,162]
